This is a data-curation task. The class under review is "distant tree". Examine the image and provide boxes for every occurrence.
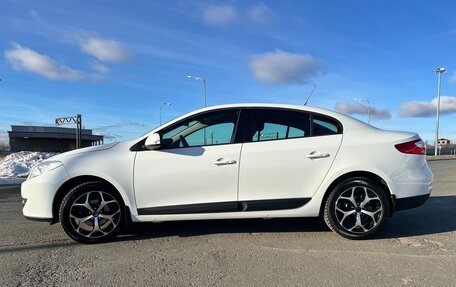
[0,143,9,151]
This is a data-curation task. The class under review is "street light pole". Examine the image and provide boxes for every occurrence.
[160,102,171,125]
[367,100,371,125]
[354,97,371,124]
[187,75,207,144]
[434,67,446,157]
[203,78,206,108]
[187,75,206,107]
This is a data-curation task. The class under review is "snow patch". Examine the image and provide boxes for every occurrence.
[0,152,57,184]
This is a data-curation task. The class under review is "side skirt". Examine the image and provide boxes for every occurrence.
[137,198,310,215]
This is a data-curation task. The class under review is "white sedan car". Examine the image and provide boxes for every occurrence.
[22,104,433,243]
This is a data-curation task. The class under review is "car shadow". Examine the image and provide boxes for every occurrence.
[118,196,456,242]
[376,195,456,239]
[118,217,329,242]
[0,241,77,254]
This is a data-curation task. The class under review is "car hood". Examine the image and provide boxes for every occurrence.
[51,142,119,161]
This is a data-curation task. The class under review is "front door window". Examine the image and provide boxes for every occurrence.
[160,109,240,148]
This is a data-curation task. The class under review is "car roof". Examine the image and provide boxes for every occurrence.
[144,103,373,138]
[193,103,352,121]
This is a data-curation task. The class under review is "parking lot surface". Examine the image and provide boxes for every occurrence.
[1,160,455,286]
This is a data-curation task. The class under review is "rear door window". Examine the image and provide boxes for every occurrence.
[244,109,311,142]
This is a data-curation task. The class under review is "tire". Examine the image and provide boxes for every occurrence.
[59,181,124,244]
[324,177,390,240]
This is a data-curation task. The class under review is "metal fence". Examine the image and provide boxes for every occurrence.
[426,147,456,156]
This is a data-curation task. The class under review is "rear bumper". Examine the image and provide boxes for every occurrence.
[392,193,430,211]
[389,155,433,212]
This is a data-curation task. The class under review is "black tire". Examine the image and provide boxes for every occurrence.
[59,181,124,244]
[324,177,390,240]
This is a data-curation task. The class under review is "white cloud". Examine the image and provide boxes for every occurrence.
[92,120,146,140]
[399,96,456,117]
[4,43,101,82]
[29,9,40,21]
[249,49,324,85]
[80,37,131,62]
[249,3,277,24]
[203,5,238,26]
[89,60,110,74]
[335,102,391,120]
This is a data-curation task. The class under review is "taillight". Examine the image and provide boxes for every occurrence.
[395,139,425,155]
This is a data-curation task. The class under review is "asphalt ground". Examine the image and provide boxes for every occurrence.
[1,160,455,286]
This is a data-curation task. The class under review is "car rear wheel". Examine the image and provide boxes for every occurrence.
[59,181,124,244]
[324,177,390,239]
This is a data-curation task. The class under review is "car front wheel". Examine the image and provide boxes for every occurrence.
[59,182,124,244]
[324,177,390,239]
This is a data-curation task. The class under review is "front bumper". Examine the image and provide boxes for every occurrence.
[21,165,70,220]
[23,215,53,222]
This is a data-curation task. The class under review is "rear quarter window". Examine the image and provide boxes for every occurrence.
[312,115,341,136]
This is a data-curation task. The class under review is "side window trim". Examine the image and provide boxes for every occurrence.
[239,107,343,144]
[130,107,344,151]
[309,113,315,137]
[239,109,254,143]
[233,109,247,144]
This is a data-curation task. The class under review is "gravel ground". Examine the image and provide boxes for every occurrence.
[1,160,455,286]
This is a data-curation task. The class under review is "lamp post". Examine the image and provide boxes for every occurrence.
[160,102,171,125]
[434,67,446,156]
[187,75,206,107]
[187,75,207,144]
[354,97,371,124]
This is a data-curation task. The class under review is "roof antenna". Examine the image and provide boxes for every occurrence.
[304,83,317,106]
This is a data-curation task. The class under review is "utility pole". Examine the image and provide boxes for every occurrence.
[434,67,446,157]
[187,75,207,108]
[187,75,207,144]
[76,114,82,149]
[55,114,82,149]
[354,97,371,125]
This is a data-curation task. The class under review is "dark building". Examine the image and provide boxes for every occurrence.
[8,125,104,152]
[437,138,451,146]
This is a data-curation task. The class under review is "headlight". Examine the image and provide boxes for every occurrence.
[28,161,63,179]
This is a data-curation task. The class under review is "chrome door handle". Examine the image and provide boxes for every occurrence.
[213,158,237,166]
[306,152,330,159]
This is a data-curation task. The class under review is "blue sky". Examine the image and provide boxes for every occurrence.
[1,0,456,145]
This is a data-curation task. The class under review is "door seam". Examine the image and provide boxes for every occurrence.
[236,143,244,202]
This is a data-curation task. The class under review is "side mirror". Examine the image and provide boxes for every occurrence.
[144,133,161,150]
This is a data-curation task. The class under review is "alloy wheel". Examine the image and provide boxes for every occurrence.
[69,191,121,238]
[334,186,383,233]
